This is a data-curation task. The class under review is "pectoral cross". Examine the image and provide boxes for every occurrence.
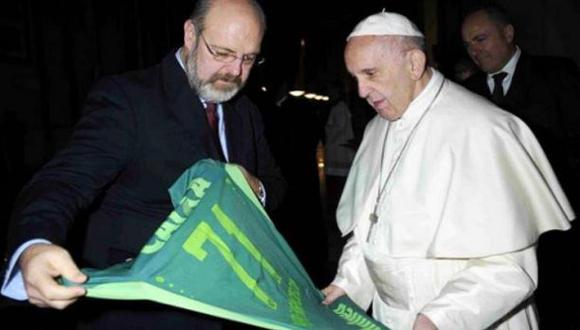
[366,205,379,242]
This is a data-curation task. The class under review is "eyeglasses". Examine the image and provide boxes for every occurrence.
[200,34,265,66]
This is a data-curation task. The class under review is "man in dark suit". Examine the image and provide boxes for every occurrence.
[1,0,285,328]
[461,5,580,329]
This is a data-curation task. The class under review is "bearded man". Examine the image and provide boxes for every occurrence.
[1,0,285,329]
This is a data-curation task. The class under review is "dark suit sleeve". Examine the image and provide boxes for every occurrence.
[461,72,489,97]
[7,77,137,253]
[244,100,286,211]
[553,59,580,161]
[544,58,580,206]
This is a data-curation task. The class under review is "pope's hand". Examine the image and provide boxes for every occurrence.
[321,284,346,305]
[19,243,87,309]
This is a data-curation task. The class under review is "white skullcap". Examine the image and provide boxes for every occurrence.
[347,11,424,40]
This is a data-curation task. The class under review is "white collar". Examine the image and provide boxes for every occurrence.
[396,69,444,128]
[175,48,186,71]
[488,46,521,78]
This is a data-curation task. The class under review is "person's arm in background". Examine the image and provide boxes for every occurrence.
[552,58,580,209]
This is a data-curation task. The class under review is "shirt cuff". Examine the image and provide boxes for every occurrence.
[2,239,51,301]
[257,181,266,206]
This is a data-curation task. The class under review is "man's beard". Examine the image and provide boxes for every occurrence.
[185,47,244,103]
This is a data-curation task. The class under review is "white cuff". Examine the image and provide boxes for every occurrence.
[1,239,51,301]
[257,181,267,206]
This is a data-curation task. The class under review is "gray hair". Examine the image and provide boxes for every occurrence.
[402,36,427,53]
[384,35,427,57]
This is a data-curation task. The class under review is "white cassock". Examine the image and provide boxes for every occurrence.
[332,69,575,330]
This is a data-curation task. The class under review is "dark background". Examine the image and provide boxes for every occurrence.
[1,0,579,329]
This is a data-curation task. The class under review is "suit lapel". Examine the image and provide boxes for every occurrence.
[467,72,491,99]
[160,51,223,160]
[478,75,492,99]
[503,54,531,115]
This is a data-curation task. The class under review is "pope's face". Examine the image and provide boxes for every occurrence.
[345,36,415,121]
[461,10,515,74]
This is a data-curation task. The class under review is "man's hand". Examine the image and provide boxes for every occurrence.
[19,243,87,309]
[321,284,346,305]
[236,165,263,198]
[413,313,438,330]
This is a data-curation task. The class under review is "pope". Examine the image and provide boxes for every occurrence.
[321,10,575,330]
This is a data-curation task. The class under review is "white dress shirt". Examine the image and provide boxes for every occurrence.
[486,46,521,96]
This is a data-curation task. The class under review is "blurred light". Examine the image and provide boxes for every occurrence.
[261,86,267,92]
[304,93,316,99]
[314,95,324,101]
[322,96,330,101]
[289,90,305,97]
[316,142,325,169]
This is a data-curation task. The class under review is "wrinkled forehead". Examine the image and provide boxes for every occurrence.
[344,37,385,73]
[346,36,384,54]
[345,36,401,63]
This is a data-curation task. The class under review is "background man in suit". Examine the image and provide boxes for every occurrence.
[461,5,580,328]
[1,0,285,328]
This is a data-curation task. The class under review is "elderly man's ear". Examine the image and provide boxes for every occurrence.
[183,19,198,51]
[406,49,427,80]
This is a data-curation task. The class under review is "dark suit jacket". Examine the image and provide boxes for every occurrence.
[463,53,580,203]
[464,52,580,329]
[9,51,286,269]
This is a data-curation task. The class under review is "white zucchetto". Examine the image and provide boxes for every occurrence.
[347,11,424,40]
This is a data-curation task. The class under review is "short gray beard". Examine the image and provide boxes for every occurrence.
[185,47,244,103]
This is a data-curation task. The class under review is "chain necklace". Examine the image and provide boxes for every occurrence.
[366,79,445,242]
